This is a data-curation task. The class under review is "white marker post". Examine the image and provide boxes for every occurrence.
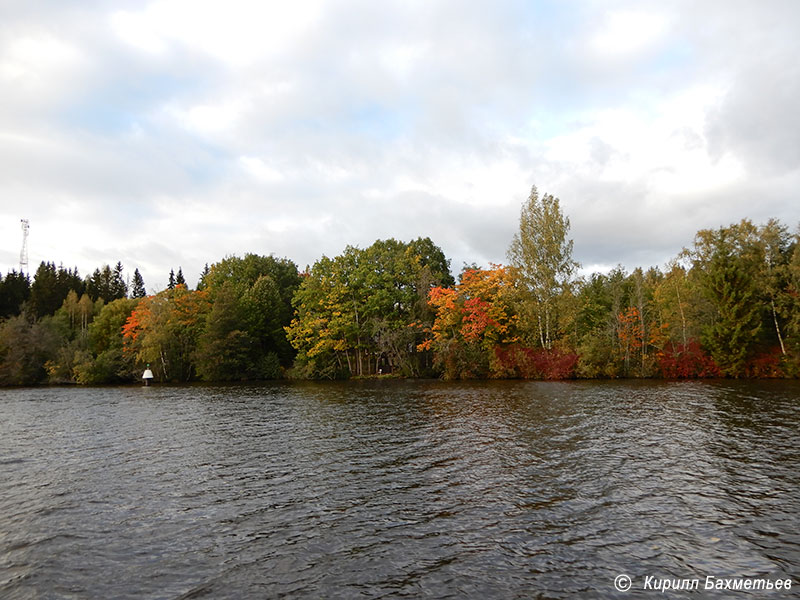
[142,364,154,386]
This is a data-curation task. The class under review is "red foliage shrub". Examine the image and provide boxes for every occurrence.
[657,339,720,378]
[745,348,785,378]
[495,345,578,380]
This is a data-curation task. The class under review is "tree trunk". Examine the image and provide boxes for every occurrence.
[772,298,786,355]
[674,279,687,348]
[537,310,545,349]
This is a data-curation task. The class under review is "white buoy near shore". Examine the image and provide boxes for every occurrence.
[142,365,154,386]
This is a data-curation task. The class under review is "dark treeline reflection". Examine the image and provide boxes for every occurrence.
[2,188,799,384]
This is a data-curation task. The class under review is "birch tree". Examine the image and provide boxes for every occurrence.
[507,186,579,349]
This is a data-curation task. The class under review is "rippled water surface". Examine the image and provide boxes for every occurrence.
[1,380,798,599]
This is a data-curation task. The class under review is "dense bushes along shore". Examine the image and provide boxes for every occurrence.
[2,188,799,384]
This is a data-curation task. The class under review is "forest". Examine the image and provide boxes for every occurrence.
[1,187,799,385]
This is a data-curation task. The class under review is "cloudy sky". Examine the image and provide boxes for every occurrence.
[1,0,798,291]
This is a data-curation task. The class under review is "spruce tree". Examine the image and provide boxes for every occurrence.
[111,262,128,300]
[197,264,211,290]
[175,267,186,288]
[0,270,31,318]
[131,269,146,298]
[693,221,763,377]
[168,269,176,290]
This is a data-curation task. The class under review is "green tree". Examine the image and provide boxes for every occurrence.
[86,264,126,304]
[30,262,83,319]
[692,220,764,376]
[0,270,31,318]
[197,263,211,290]
[112,262,128,299]
[286,238,452,378]
[194,282,259,381]
[72,297,139,383]
[175,267,186,288]
[285,255,350,378]
[202,254,301,371]
[131,268,146,298]
[758,219,792,356]
[507,186,579,349]
[783,235,800,365]
[0,315,62,385]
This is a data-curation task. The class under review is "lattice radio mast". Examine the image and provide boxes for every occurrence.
[20,219,29,274]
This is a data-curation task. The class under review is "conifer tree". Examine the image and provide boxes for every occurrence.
[0,270,31,318]
[197,263,211,290]
[168,269,176,290]
[111,262,128,300]
[131,269,146,298]
[175,267,186,288]
[693,221,763,376]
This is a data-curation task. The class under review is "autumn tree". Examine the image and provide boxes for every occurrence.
[507,186,579,349]
[122,286,210,382]
[286,238,452,378]
[421,265,520,379]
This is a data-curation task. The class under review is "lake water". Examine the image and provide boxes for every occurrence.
[1,380,798,599]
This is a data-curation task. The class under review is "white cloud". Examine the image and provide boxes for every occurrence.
[590,10,670,57]
[238,156,285,183]
[111,0,323,66]
[1,0,799,290]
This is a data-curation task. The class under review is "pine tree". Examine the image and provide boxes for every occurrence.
[168,269,176,290]
[131,269,146,298]
[175,267,186,288]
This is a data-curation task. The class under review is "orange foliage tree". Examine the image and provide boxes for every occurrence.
[122,285,210,381]
[420,265,520,379]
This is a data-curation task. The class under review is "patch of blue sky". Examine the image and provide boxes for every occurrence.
[648,40,694,76]
[347,103,408,140]
[504,0,574,31]
[58,69,205,135]
[287,103,410,140]
[179,146,231,187]
[60,103,137,135]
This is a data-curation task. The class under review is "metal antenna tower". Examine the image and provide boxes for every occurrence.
[20,219,29,274]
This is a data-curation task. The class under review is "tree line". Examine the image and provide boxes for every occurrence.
[1,187,798,385]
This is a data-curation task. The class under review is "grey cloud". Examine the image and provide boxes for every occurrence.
[706,62,800,176]
[2,0,799,285]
